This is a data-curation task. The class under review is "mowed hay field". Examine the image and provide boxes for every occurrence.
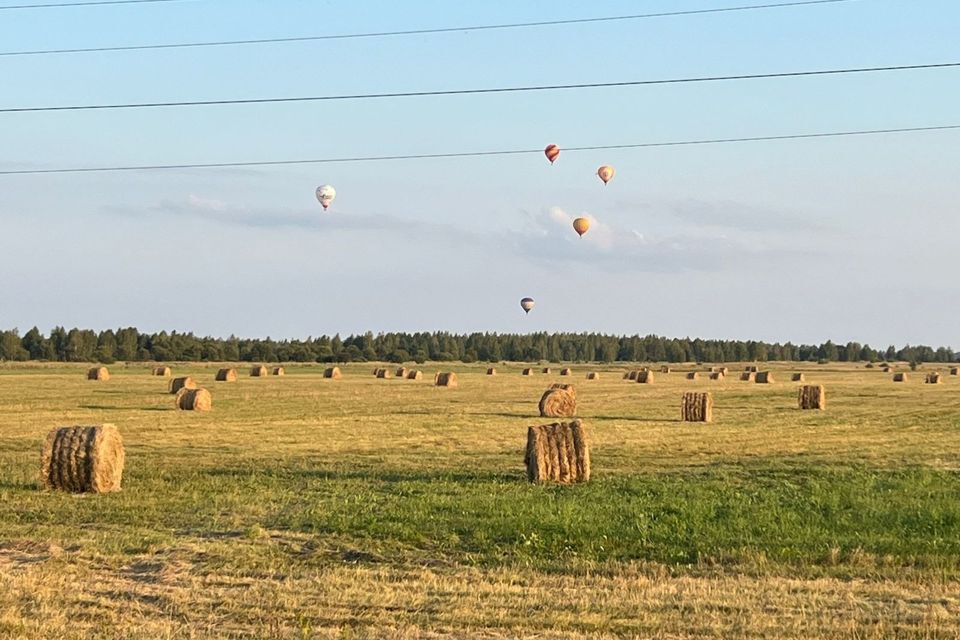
[1,362,960,639]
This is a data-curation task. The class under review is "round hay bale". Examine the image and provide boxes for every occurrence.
[740,372,755,382]
[925,372,943,384]
[627,370,640,381]
[686,372,700,380]
[323,367,342,379]
[586,372,599,380]
[40,425,124,493]
[376,368,393,379]
[893,372,908,382]
[798,385,826,410]
[176,388,212,411]
[522,368,533,376]
[709,372,724,381]
[951,367,959,376]
[524,420,590,484]
[87,367,109,381]
[153,366,171,377]
[168,376,197,394]
[560,368,573,376]
[272,367,285,376]
[407,370,424,380]
[539,388,576,418]
[215,368,238,382]
[542,368,552,374]
[250,365,268,377]
[755,371,775,384]
[435,372,458,387]
[549,383,576,400]
[660,366,671,374]
[395,367,409,378]
[636,371,654,384]
[792,373,806,382]
[486,368,497,376]
[681,392,713,422]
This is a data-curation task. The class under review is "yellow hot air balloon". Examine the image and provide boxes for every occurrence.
[572,217,590,238]
[597,165,615,185]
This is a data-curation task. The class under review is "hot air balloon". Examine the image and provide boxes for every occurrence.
[544,144,560,164]
[572,217,590,238]
[520,298,535,314]
[597,165,615,185]
[315,185,337,210]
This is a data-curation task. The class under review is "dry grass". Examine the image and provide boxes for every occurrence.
[3,361,960,638]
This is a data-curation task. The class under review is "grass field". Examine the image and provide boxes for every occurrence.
[1,361,959,638]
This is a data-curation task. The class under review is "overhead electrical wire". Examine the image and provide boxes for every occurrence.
[0,0,185,10]
[2,62,956,114]
[0,0,860,56]
[1,124,956,176]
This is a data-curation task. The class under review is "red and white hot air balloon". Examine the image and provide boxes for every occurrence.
[544,144,560,165]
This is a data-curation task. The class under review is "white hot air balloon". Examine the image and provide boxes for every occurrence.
[315,185,337,210]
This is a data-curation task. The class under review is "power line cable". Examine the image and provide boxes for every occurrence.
[0,0,185,10]
[1,124,956,175]
[2,62,956,114]
[0,0,859,57]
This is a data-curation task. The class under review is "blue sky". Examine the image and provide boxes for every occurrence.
[1,0,958,346]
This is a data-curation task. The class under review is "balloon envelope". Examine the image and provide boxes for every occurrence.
[572,217,591,237]
[316,185,337,210]
[520,298,535,314]
[597,165,615,185]
[544,144,560,164]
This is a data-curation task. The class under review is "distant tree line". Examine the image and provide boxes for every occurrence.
[0,327,955,365]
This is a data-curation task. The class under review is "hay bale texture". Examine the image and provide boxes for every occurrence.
[792,373,806,382]
[560,368,573,376]
[627,370,640,381]
[522,368,534,376]
[893,373,908,382]
[681,392,713,422]
[153,366,171,377]
[176,388,212,411]
[798,385,826,410]
[250,365,268,377]
[539,387,576,418]
[756,372,775,384]
[272,367,285,376]
[407,370,424,380]
[168,376,197,395]
[636,371,654,384]
[686,372,700,380]
[376,368,393,379]
[586,372,599,380]
[395,367,408,378]
[40,425,124,493]
[926,373,943,384]
[435,372,458,388]
[740,372,755,382]
[524,420,590,484]
[216,368,238,382]
[487,368,497,376]
[323,367,342,379]
[87,367,109,381]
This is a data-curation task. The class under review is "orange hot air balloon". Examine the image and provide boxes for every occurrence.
[597,165,615,185]
[572,217,591,238]
[544,144,560,164]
